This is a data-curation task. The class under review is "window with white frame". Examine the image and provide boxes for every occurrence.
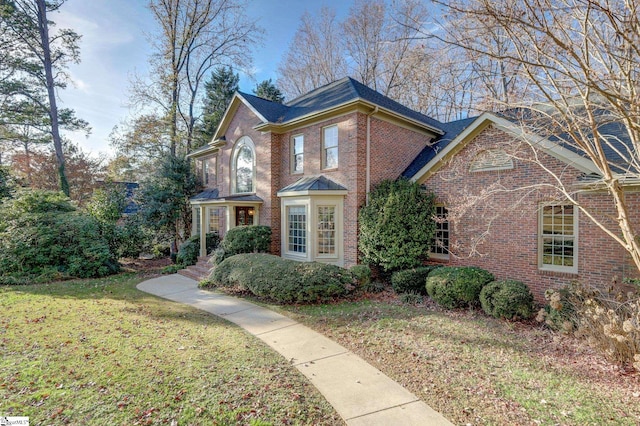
[292,134,304,173]
[287,205,307,254]
[202,156,217,186]
[322,125,338,169]
[317,206,336,255]
[231,137,255,194]
[431,205,449,259]
[192,207,201,236]
[208,208,220,234]
[540,204,577,272]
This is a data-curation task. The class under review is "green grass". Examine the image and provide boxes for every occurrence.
[0,274,341,425]
[273,299,640,426]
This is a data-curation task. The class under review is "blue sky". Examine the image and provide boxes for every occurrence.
[55,0,353,158]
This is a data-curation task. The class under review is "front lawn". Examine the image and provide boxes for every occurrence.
[275,295,640,425]
[0,274,341,425]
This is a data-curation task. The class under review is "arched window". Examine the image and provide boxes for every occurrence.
[231,136,256,193]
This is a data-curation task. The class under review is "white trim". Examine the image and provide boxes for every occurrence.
[277,189,348,197]
[280,195,345,266]
[230,136,256,195]
[538,202,578,274]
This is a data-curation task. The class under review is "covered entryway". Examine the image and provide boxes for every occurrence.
[189,190,263,256]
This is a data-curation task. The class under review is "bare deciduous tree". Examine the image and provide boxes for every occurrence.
[433,0,640,274]
[277,7,347,99]
[132,0,262,155]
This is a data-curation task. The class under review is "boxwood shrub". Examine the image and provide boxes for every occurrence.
[426,266,494,309]
[213,225,271,265]
[480,280,535,320]
[206,253,353,304]
[391,266,439,295]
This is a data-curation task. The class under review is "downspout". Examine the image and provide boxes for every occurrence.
[366,106,378,205]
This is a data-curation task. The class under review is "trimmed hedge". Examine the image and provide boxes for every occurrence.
[206,253,353,304]
[480,280,535,320]
[391,266,439,295]
[426,266,494,309]
[213,225,271,264]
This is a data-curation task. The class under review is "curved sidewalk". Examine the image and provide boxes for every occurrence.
[137,274,453,426]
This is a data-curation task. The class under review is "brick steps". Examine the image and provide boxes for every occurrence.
[177,256,212,282]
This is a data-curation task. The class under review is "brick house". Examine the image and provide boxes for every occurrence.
[189,77,637,299]
[404,112,640,299]
[188,77,442,267]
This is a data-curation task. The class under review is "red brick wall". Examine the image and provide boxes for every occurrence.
[276,112,433,267]
[421,124,640,301]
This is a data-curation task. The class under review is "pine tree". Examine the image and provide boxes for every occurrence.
[196,66,239,147]
[254,79,284,103]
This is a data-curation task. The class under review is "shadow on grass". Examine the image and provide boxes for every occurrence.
[0,272,238,329]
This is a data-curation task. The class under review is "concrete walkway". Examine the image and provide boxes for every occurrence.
[137,274,453,426]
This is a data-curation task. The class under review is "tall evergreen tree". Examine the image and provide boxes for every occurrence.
[0,0,88,197]
[197,66,239,146]
[253,79,284,103]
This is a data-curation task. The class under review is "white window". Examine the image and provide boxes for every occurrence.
[287,205,307,254]
[231,137,256,194]
[292,135,304,173]
[317,206,336,255]
[208,208,220,234]
[192,207,201,236]
[539,204,577,272]
[431,205,449,259]
[322,125,338,169]
[202,156,217,186]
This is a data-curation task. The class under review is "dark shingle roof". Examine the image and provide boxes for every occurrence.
[190,189,264,203]
[239,77,444,132]
[190,188,219,201]
[279,175,347,193]
[402,117,478,179]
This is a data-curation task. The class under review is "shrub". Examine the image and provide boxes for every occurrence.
[537,283,640,368]
[358,179,436,272]
[480,280,535,320]
[206,253,353,303]
[350,265,372,287]
[536,286,577,332]
[213,225,271,264]
[0,189,119,281]
[176,233,220,266]
[426,266,494,309]
[391,266,439,295]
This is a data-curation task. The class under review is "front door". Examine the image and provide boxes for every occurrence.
[235,206,255,226]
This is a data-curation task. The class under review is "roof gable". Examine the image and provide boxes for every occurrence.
[210,77,444,142]
[408,112,601,183]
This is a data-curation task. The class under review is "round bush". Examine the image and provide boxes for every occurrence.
[207,253,353,303]
[391,266,439,295]
[480,280,535,320]
[426,266,494,309]
[214,225,271,264]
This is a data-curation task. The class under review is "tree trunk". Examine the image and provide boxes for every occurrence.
[36,0,69,196]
